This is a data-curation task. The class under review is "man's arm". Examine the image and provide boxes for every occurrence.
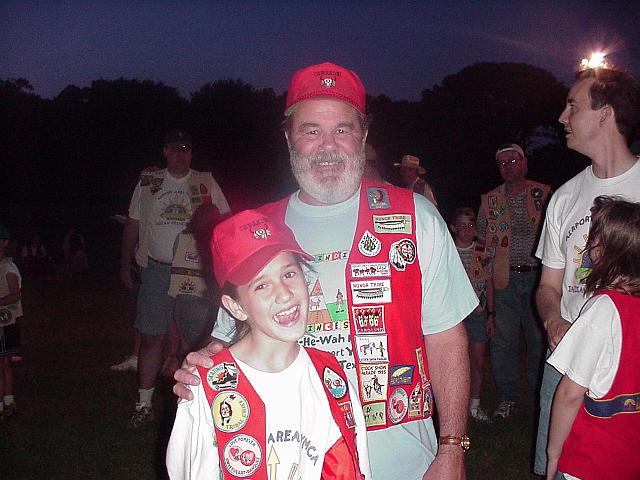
[423,323,469,480]
[119,217,139,289]
[546,375,586,480]
[536,266,570,350]
[173,337,227,400]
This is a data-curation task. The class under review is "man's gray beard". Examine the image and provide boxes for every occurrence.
[289,148,366,205]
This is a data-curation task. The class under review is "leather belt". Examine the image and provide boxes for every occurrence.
[510,265,539,273]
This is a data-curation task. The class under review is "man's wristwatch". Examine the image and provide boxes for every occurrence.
[439,435,471,452]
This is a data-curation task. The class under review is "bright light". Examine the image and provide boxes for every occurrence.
[580,51,609,70]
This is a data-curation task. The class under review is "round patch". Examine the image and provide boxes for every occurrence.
[498,221,509,232]
[323,367,348,399]
[212,391,250,433]
[206,362,239,391]
[488,224,497,234]
[389,238,417,271]
[388,387,409,424]
[223,434,262,477]
[531,187,542,198]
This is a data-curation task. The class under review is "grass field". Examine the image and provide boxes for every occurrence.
[2,274,541,479]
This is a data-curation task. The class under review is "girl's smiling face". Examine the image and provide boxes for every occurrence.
[231,252,309,346]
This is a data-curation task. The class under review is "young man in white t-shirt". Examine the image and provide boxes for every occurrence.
[533,66,640,475]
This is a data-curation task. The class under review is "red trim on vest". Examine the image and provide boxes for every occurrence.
[197,348,362,480]
[558,290,640,479]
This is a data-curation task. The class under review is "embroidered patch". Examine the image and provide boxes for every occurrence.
[178,279,196,294]
[206,362,239,390]
[488,224,497,234]
[534,199,543,211]
[223,434,262,477]
[141,174,153,187]
[358,230,382,257]
[416,348,427,385]
[184,250,200,263]
[389,239,417,271]
[359,363,388,402]
[189,185,199,195]
[531,187,543,198]
[350,280,392,304]
[388,388,409,424]
[498,221,508,232]
[199,183,209,195]
[350,262,391,278]
[363,401,386,428]
[501,235,509,248]
[389,365,414,386]
[339,401,357,428]
[366,187,390,210]
[355,335,389,363]
[321,76,336,87]
[323,367,348,399]
[190,195,202,205]
[373,214,412,234]
[353,305,385,334]
[423,381,434,416]
[408,382,423,419]
[212,391,250,433]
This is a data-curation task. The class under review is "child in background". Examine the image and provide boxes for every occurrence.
[166,210,370,479]
[0,225,22,421]
[450,207,495,423]
[546,196,640,480]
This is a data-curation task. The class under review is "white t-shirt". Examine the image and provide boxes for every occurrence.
[536,159,640,322]
[166,347,371,480]
[212,187,478,479]
[547,294,621,398]
[129,171,194,263]
[0,257,21,296]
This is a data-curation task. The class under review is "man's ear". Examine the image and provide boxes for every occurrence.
[599,105,613,127]
[221,295,248,321]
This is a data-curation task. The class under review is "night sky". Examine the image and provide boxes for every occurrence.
[2,1,639,101]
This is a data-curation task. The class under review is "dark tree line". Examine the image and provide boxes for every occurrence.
[2,62,607,257]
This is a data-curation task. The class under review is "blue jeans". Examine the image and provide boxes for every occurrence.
[534,353,563,475]
[491,270,544,401]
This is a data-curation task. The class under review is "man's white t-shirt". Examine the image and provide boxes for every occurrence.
[536,159,640,322]
[212,187,478,479]
[547,294,621,398]
[129,171,194,263]
[166,347,371,480]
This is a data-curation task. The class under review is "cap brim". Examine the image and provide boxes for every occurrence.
[225,245,313,287]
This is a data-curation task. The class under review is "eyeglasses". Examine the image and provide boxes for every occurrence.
[497,156,521,167]
[456,222,476,229]
[167,144,192,152]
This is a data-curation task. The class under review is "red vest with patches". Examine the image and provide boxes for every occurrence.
[260,180,433,432]
[558,290,640,479]
[197,347,362,480]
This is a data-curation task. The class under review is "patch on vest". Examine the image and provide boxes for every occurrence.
[408,382,423,419]
[339,401,357,428]
[366,187,390,210]
[363,401,386,428]
[373,214,412,234]
[206,362,239,390]
[350,279,391,304]
[388,239,416,271]
[359,363,388,402]
[350,262,391,278]
[416,348,428,384]
[423,381,434,416]
[388,388,409,424]
[353,305,385,334]
[389,365,414,386]
[358,230,382,257]
[323,367,348,399]
[178,278,196,294]
[223,434,262,477]
[355,334,389,363]
[212,391,250,433]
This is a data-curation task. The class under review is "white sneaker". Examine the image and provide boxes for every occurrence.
[470,406,491,423]
[110,355,138,372]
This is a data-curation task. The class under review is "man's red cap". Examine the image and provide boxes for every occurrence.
[211,209,313,287]
[285,62,366,115]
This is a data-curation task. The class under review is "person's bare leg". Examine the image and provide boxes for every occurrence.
[138,334,165,390]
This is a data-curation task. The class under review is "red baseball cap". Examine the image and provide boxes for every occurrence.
[285,62,366,115]
[211,209,313,287]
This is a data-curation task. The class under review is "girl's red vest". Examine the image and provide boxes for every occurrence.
[558,290,640,479]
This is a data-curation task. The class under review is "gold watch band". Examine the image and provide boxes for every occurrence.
[439,435,471,451]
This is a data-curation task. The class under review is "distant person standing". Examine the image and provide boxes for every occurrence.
[120,130,230,427]
[0,225,22,421]
[477,143,551,419]
[394,154,438,207]
[533,66,640,476]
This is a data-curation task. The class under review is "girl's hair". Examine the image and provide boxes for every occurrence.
[218,253,312,343]
[584,195,640,296]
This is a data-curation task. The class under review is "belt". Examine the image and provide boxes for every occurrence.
[149,257,172,266]
[510,265,539,273]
